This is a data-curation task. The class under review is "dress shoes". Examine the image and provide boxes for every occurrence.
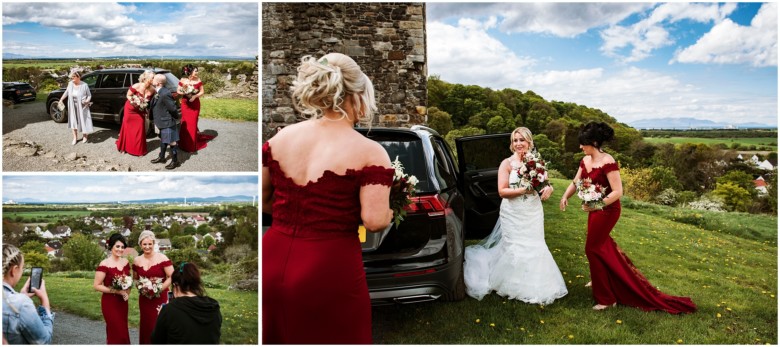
[165,161,180,170]
[150,156,165,164]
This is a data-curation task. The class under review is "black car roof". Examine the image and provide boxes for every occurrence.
[3,82,32,86]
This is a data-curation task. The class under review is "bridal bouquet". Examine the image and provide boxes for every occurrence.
[111,275,133,291]
[136,276,164,299]
[180,84,198,97]
[575,177,605,209]
[511,150,550,195]
[389,156,419,227]
[128,94,148,111]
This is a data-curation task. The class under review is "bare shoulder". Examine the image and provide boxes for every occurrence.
[603,153,616,164]
[98,259,109,267]
[360,136,391,167]
[158,253,171,264]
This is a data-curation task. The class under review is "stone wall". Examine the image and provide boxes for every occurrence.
[262,3,427,141]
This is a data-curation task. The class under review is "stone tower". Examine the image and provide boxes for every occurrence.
[261,3,427,142]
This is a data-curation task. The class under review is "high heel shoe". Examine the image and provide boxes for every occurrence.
[593,303,616,311]
[585,281,592,288]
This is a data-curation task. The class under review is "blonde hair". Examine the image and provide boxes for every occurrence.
[139,70,155,84]
[138,230,156,246]
[509,127,534,153]
[291,53,377,125]
[69,71,81,79]
[2,244,23,276]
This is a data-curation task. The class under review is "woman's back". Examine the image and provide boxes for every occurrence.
[151,296,221,344]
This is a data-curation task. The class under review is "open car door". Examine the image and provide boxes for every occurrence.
[455,133,510,239]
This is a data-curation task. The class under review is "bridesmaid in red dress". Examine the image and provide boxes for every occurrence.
[132,230,173,344]
[560,122,696,314]
[178,64,215,153]
[262,53,394,344]
[116,70,154,156]
[93,233,131,344]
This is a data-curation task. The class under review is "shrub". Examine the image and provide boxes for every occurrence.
[199,71,225,95]
[687,196,725,212]
[62,234,105,271]
[654,188,678,206]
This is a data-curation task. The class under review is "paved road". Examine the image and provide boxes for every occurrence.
[2,100,258,172]
[52,311,140,345]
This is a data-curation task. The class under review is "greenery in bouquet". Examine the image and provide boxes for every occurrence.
[389,156,419,227]
[136,276,164,299]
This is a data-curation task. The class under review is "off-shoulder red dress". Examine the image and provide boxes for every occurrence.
[581,160,696,314]
[116,86,149,156]
[96,263,131,344]
[178,81,215,152]
[133,259,172,344]
[262,142,394,344]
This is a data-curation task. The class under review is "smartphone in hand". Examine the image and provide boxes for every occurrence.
[29,267,43,291]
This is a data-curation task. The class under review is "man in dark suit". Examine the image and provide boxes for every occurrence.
[150,74,181,169]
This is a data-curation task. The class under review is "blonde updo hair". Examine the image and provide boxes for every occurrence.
[138,230,156,246]
[69,71,81,79]
[509,127,534,153]
[139,70,155,84]
[2,244,23,276]
[291,53,377,124]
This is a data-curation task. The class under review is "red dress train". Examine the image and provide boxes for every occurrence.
[133,260,172,344]
[97,264,131,344]
[582,160,696,314]
[179,81,215,152]
[262,142,394,344]
[116,86,149,156]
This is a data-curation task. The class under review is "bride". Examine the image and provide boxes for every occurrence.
[464,127,568,305]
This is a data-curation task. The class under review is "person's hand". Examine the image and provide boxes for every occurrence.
[540,186,553,201]
[188,96,196,102]
[119,290,129,301]
[20,278,33,298]
[29,280,50,309]
[582,204,603,213]
[559,198,568,211]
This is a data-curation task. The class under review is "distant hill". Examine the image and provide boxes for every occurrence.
[630,117,776,130]
[7,195,255,205]
[2,54,253,61]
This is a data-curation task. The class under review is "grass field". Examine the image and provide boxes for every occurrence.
[643,136,777,149]
[4,210,93,223]
[15,271,257,344]
[371,178,777,344]
[197,98,258,122]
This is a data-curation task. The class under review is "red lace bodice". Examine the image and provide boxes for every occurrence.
[97,262,131,288]
[262,142,394,236]
[128,86,151,101]
[580,160,620,209]
[132,259,172,279]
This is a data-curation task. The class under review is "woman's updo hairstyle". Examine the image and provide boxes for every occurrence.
[138,230,156,246]
[139,70,155,84]
[107,233,127,251]
[509,127,534,153]
[181,64,195,77]
[291,53,377,125]
[578,122,615,149]
[172,262,205,297]
[2,244,23,276]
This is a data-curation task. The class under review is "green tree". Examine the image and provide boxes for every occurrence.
[168,222,182,238]
[196,224,212,236]
[183,225,197,235]
[712,182,752,212]
[651,166,683,192]
[444,127,486,159]
[199,237,216,249]
[23,252,51,272]
[427,107,453,136]
[543,119,567,144]
[63,234,105,271]
[716,170,757,197]
[172,235,195,249]
[20,240,46,255]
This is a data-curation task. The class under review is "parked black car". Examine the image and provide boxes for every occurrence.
[46,68,179,135]
[3,82,37,103]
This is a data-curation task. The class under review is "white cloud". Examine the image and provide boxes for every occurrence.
[429,3,649,37]
[600,3,737,63]
[67,186,121,194]
[672,2,777,67]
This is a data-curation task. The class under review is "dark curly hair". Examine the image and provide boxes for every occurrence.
[107,233,127,251]
[181,64,196,77]
[172,262,205,297]
[578,122,615,149]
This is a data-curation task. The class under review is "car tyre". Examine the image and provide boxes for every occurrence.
[48,100,67,123]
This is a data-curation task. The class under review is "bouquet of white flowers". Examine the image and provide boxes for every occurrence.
[111,275,133,291]
[389,156,419,227]
[136,276,163,299]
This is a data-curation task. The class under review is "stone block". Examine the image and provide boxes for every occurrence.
[269,50,285,59]
[416,106,427,115]
[409,55,425,63]
[399,21,423,30]
[345,46,366,56]
[388,51,405,60]
[376,27,396,36]
[372,41,392,51]
[323,37,340,44]
[406,6,423,15]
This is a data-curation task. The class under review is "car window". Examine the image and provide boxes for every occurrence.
[379,139,433,193]
[98,73,126,89]
[431,137,458,189]
[81,74,98,88]
[129,73,140,86]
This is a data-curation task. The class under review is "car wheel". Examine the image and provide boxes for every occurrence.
[49,101,67,123]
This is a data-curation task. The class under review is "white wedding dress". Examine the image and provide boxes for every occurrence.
[464,158,568,304]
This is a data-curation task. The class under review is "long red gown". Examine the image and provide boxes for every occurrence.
[582,160,697,314]
[133,260,171,344]
[262,142,394,344]
[116,86,149,156]
[179,81,215,152]
[97,263,131,344]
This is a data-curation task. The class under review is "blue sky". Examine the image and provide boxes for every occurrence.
[2,2,258,58]
[427,2,777,126]
[3,175,258,203]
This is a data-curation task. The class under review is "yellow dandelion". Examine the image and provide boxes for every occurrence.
[771,295,775,298]
[716,313,721,318]
[475,319,480,323]
[726,308,732,312]
[677,339,683,344]
[540,320,545,324]
[616,320,623,324]
[490,323,496,327]
[568,335,574,339]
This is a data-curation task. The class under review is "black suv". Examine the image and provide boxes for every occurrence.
[3,82,37,103]
[358,125,467,305]
[46,68,179,134]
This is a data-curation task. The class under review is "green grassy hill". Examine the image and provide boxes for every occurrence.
[372,178,777,344]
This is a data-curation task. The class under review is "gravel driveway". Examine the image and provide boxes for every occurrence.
[52,311,140,345]
[2,101,258,172]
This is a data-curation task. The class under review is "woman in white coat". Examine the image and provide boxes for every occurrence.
[58,71,94,145]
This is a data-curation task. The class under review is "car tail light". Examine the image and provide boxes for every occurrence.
[392,268,436,278]
[406,194,447,217]
[15,90,21,95]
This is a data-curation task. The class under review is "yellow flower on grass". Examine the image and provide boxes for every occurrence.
[490,323,495,327]
[568,335,574,339]
[520,327,525,331]
[475,319,480,323]
[726,308,732,312]
[540,320,544,324]
[716,313,721,318]
[677,339,683,344]
[616,320,622,324]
